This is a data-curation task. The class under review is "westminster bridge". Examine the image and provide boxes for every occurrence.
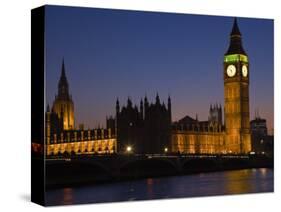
[45,154,273,187]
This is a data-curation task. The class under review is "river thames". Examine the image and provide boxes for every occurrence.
[46,168,273,206]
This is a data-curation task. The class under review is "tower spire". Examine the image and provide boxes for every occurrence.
[230,17,241,36]
[225,17,247,55]
[168,95,171,123]
[168,95,171,107]
[61,58,66,78]
[156,92,160,104]
[52,58,74,130]
[58,58,70,99]
[140,98,144,120]
[116,97,120,115]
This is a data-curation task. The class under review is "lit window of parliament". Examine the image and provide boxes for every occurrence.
[43,18,271,156]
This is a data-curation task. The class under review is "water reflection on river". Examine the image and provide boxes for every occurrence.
[46,168,273,206]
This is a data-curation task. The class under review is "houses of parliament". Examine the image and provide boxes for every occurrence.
[45,18,252,156]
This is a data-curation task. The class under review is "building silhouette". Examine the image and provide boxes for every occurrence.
[115,94,171,154]
[250,112,273,155]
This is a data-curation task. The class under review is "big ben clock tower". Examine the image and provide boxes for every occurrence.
[224,18,251,154]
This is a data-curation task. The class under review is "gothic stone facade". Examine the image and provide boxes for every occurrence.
[46,60,116,156]
[46,128,116,156]
[172,105,224,154]
[171,18,252,154]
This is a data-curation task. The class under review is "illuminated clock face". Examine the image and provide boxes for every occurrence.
[226,65,236,77]
[242,65,248,77]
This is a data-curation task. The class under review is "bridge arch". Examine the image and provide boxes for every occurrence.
[120,157,179,178]
[221,158,250,168]
[73,159,113,175]
[181,158,218,173]
[46,159,113,185]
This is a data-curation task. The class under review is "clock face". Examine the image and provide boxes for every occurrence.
[242,65,248,77]
[226,65,236,77]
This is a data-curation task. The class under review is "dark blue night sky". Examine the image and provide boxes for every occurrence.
[45,5,274,131]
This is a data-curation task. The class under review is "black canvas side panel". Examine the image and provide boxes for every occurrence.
[31,6,45,206]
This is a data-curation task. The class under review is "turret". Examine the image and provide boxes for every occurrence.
[156,93,160,105]
[144,95,149,119]
[140,98,144,120]
[168,96,171,123]
[127,97,132,108]
[51,58,75,130]
[116,98,120,115]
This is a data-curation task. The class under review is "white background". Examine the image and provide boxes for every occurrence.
[0,0,279,211]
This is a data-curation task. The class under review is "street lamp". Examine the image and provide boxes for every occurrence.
[126,145,132,153]
[164,147,168,153]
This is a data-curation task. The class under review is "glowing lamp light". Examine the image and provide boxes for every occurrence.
[164,147,168,153]
[126,146,132,153]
